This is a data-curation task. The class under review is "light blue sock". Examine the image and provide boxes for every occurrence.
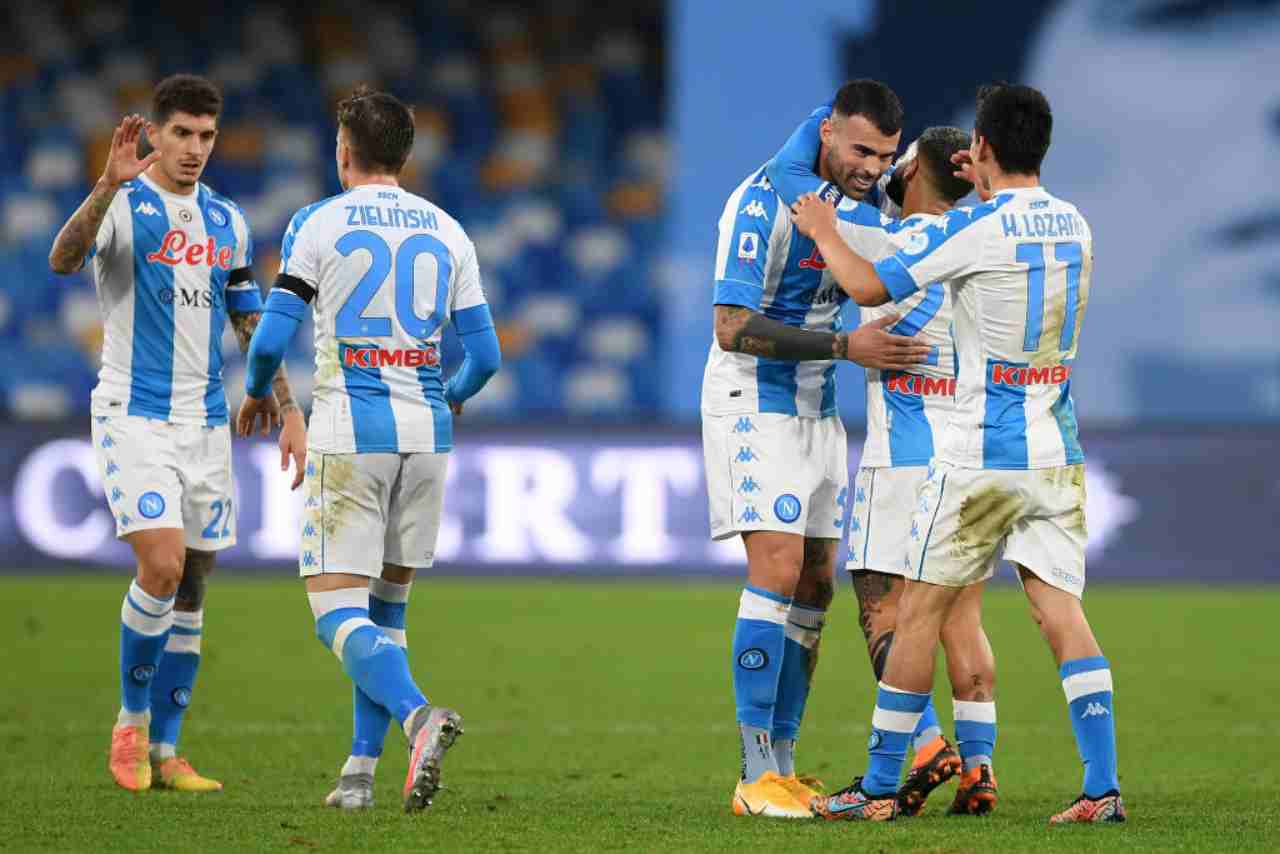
[1061,656,1119,797]
[149,609,202,749]
[351,580,411,758]
[953,699,996,770]
[733,586,789,781]
[912,698,943,751]
[865,682,929,796]
[119,580,175,717]
[311,589,428,731]
[771,603,825,777]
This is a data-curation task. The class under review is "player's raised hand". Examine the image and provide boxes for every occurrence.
[279,407,307,490]
[841,314,934,370]
[102,114,161,187]
[790,193,838,240]
[236,393,280,438]
[950,150,991,201]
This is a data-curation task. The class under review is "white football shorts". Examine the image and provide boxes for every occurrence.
[90,413,237,550]
[845,465,929,577]
[702,412,847,541]
[908,461,1088,597]
[299,451,448,577]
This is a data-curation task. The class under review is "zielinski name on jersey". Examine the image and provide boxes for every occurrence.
[344,203,440,230]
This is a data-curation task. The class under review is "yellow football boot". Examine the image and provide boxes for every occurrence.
[152,756,223,792]
[732,771,813,819]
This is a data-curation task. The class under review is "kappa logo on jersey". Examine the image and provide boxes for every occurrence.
[342,345,440,369]
[1081,702,1110,719]
[737,231,758,261]
[146,229,234,270]
[749,174,773,191]
[134,201,161,217]
[739,200,769,220]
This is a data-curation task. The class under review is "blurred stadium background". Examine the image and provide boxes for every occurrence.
[0,0,1277,580]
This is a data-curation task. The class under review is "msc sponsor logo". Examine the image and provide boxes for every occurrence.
[884,372,956,397]
[737,648,768,670]
[990,363,1072,386]
[342,345,440,369]
[146,229,234,269]
[159,287,223,309]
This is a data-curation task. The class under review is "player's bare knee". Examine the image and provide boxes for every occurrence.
[381,563,415,585]
[743,532,804,597]
[793,539,836,609]
[137,546,185,598]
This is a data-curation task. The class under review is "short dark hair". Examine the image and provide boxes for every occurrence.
[915,126,973,203]
[152,74,222,125]
[974,83,1052,175]
[832,78,904,136]
[337,85,415,175]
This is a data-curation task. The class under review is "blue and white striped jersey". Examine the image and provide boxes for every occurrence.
[876,186,1092,470]
[701,166,846,418]
[87,172,262,426]
[831,204,958,469]
[279,183,487,455]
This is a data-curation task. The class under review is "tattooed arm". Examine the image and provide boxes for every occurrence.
[230,309,297,422]
[49,115,159,274]
[714,305,932,370]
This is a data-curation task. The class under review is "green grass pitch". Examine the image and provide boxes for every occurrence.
[2,576,1278,852]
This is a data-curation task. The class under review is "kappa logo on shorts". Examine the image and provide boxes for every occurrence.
[738,648,768,670]
[735,446,758,463]
[137,491,166,519]
[849,516,861,533]
[855,486,866,504]
[302,551,317,568]
[738,476,761,495]
[110,487,124,504]
[739,505,763,523]
[773,494,802,524]
[105,459,120,476]
[910,520,920,541]
[835,486,848,528]
[119,513,133,527]
[302,523,317,537]
[732,417,756,434]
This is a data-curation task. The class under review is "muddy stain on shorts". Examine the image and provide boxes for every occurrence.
[956,486,1024,560]
[319,454,358,539]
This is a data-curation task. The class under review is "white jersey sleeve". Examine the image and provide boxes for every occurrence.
[872,198,1014,303]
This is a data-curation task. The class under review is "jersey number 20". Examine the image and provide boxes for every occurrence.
[1016,241,1083,354]
[334,230,451,340]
